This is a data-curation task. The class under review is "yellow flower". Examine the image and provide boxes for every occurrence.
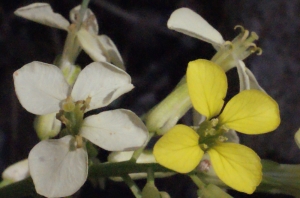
[153,59,280,194]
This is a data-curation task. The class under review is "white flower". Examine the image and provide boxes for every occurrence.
[13,61,149,197]
[167,7,264,92]
[14,3,125,70]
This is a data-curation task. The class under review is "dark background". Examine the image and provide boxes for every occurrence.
[0,0,299,197]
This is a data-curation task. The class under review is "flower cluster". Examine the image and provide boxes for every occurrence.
[2,3,289,198]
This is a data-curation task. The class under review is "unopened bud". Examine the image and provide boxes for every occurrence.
[2,159,29,184]
[145,83,192,135]
[197,184,232,198]
[34,113,61,140]
[142,183,160,198]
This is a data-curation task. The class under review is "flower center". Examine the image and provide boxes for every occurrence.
[197,119,228,151]
[56,96,91,136]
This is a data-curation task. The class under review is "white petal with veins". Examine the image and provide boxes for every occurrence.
[13,61,69,115]
[98,35,125,70]
[71,62,134,111]
[28,135,88,197]
[80,109,148,151]
[167,8,224,47]
[14,3,69,30]
[77,28,107,62]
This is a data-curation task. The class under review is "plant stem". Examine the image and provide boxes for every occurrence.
[189,174,206,189]
[0,162,170,198]
[122,175,142,198]
[76,0,91,31]
[146,168,155,185]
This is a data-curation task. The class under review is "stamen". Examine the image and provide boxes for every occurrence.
[60,115,69,126]
[80,96,91,111]
[218,136,228,142]
[75,135,83,148]
[255,47,263,55]
[210,118,218,127]
[223,41,233,50]
[241,30,250,42]
[62,96,75,112]
[220,125,229,132]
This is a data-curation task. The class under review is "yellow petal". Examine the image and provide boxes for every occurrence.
[187,59,227,119]
[153,124,204,173]
[207,143,262,194]
[219,89,280,134]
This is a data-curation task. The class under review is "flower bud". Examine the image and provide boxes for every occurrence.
[197,184,232,198]
[34,113,61,140]
[145,83,192,135]
[294,128,300,149]
[142,183,160,198]
[1,159,29,184]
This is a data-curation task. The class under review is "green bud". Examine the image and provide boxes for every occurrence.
[142,183,161,198]
[159,191,171,198]
[34,113,61,140]
[145,83,192,135]
[294,128,300,149]
[1,159,29,187]
[197,184,232,198]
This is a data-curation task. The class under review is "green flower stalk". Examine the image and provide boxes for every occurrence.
[258,160,300,196]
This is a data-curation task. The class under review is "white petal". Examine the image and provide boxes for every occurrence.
[28,135,88,197]
[70,5,98,34]
[80,109,148,151]
[236,60,250,91]
[245,66,265,92]
[14,3,69,30]
[13,61,69,115]
[2,159,29,182]
[77,28,107,62]
[167,8,224,46]
[71,62,134,111]
[97,35,125,70]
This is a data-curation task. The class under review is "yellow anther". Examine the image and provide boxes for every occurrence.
[62,96,75,112]
[234,25,245,32]
[210,118,219,127]
[222,41,233,50]
[241,30,250,42]
[255,47,263,55]
[218,136,228,142]
[201,144,208,150]
[250,32,259,41]
[220,125,229,132]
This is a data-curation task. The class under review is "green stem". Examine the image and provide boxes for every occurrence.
[76,0,91,31]
[146,168,155,185]
[189,174,206,189]
[130,132,155,162]
[0,162,170,198]
[88,161,171,178]
[122,175,142,198]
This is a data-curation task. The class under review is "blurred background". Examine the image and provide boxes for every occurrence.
[0,0,299,197]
